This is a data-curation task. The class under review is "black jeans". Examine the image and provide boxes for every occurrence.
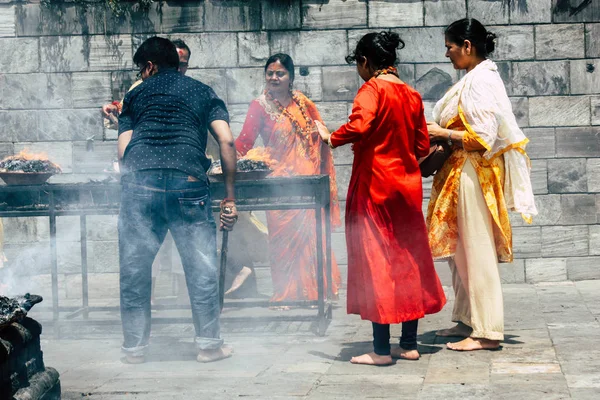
[372,320,419,356]
[118,170,222,356]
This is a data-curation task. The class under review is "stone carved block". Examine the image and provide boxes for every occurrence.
[542,226,589,257]
[548,159,587,193]
[513,226,542,258]
[71,72,112,108]
[552,0,600,23]
[493,25,535,61]
[16,3,104,36]
[0,111,35,142]
[0,4,15,37]
[586,23,600,57]
[570,59,600,95]
[556,127,600,157]
[589,225,600,255]
[469,0,509,25]
[525,258,567,283]
[529,96,590,127]
[368,0,424,27]
[238,32,269,67]
[322,66,360,101]
[204,0,261,31]
[2,73,72,110]
[40,36,88,73]
[523,127,555,159]
[415,64,458,101]
[261,0,301,30]
[531,160,549,195]
[592,96,600,125]
[0,38,38,74]
[535,24,585,59]
[511,0,552,23]
[511,97,529,128]
[500,259,525,283]
[270,30,347,66]
[73,141,117,174]
[315,101,349,133]
[559,194,598,225]
[186,69,228,103]
[511,61,569,96]
[302,0,367,29]
[567,257,600,280]
[293,67,323,101]
[36,110,103,142]
[161,0,204,33]
[131,1,161,34]
[587,159,600,192]
[174,33,237,69]
[88,35,133,72]
[226,68,264,105]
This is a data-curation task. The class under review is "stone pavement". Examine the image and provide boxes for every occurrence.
[37,280,600,399]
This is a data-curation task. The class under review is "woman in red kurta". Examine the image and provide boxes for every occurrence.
[317,32,446,365]
[236,54,342,304]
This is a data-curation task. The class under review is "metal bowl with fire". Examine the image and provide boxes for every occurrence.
[0,150,62,185]
[209,147,277,181]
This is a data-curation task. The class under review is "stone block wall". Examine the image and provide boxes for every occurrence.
[0,0,598,292]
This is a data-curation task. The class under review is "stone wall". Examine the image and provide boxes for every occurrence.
[0,0,599,296]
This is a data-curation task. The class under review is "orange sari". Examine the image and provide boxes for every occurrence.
[236,91,342,302]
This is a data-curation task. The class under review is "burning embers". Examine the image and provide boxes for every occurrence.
[210,147,277,177]
[0,150,62,174]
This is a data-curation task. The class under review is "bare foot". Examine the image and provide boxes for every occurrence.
[390,347,420,360]
[197,345,234,363]
[446,337,500,351]
[269,305,291,311]
[121,354,145,364]
[350,352,393,366]
[436,323,472,338]
[225,266,253,295]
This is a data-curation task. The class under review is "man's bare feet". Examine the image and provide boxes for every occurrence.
[350,352,393,366]
[436,323,472,337]
[269,305,291,311]
[390,347,420,360]
[446,337,500,351]
[225,266,253,295]
[121,354,146,364]
[196,345,234,363]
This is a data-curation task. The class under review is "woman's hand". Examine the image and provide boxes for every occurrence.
[315,120,331,144]
[427,121,448,141]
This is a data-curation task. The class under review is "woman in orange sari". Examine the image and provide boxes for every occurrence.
[235,53,342,303]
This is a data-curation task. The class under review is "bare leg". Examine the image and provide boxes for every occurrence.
[225,266,253,295]
[390,347,420,360]
[197,345,234,363]
[350,352,393,365]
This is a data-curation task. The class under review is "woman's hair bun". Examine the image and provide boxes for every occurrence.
[485,31,497,54]
[378,31,405,52]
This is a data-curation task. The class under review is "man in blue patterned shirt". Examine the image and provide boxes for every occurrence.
[118,37,237,364]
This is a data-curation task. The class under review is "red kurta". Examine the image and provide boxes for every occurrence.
[330,79,446,324]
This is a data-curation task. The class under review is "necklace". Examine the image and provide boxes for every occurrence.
[373,66,399,78]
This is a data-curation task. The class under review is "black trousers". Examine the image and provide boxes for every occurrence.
[372,320,419,356]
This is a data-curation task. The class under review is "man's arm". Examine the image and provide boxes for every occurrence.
[118,130,133,169]
[209,120,237,230]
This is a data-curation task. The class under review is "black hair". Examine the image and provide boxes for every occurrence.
[264,53,295,82]
[172,39,191,57]
[133,36,179,70]
[445,18,496,57]
[345,31,405,69]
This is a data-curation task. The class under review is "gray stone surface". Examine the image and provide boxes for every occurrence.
[174,33,238,69]
[552,0,600,23]
[238,32,269,67]
[548,159,587,194]
[302,0,367,29]
[468,0,509,25]
[592,96,600,125]
[226,68,264,105]
[261,0,301,30]
[368,0,423,27]
[424,0,466,27]
[73,141,117,174]
[529,96,590,127]
[204,0,261,31]
[511,0,552,23]
[585,24,600,58]
[161,1,204,33]
[2,73,72,110]
[570,59,600,95]
[15,2,104,36]
[415,63,458,101]
[315,102,350,133]
[556,127,600,157]
[186,69,228,103]
[542,226,589,257]
[499,259,525,283]
[293,67,323,102]
[0,37,38,73]
[36,109,103,141]
[322,66,359,101]
[270,30,347,66]
[588,159,600,192]
[589,225,600,255]
[88,35,133,72]
[40,36,88,73]
[493,25,535,61]
[0,4,14,37]
[567,257,600,280]
[130,1,161,34]
[536,23,585,60]
[511,61,569,96]
[71,72,112,108]
[91,241,119,273]
[0,110,35,142]
[531,160,549,195]
[513,226,542,258]
[559,194,598,225]
[510,97,529,128]
[524,127,555,159]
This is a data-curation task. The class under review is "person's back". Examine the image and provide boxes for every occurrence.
[121,71,227,180]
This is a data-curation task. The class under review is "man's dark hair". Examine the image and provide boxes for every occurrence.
[133,36,179,70]
[172,39,191,57]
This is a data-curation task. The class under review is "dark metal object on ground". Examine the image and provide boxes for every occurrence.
[0,176,334,336]
[0,293,43,329]
[219,230,229,312]
[0,172,55,185]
